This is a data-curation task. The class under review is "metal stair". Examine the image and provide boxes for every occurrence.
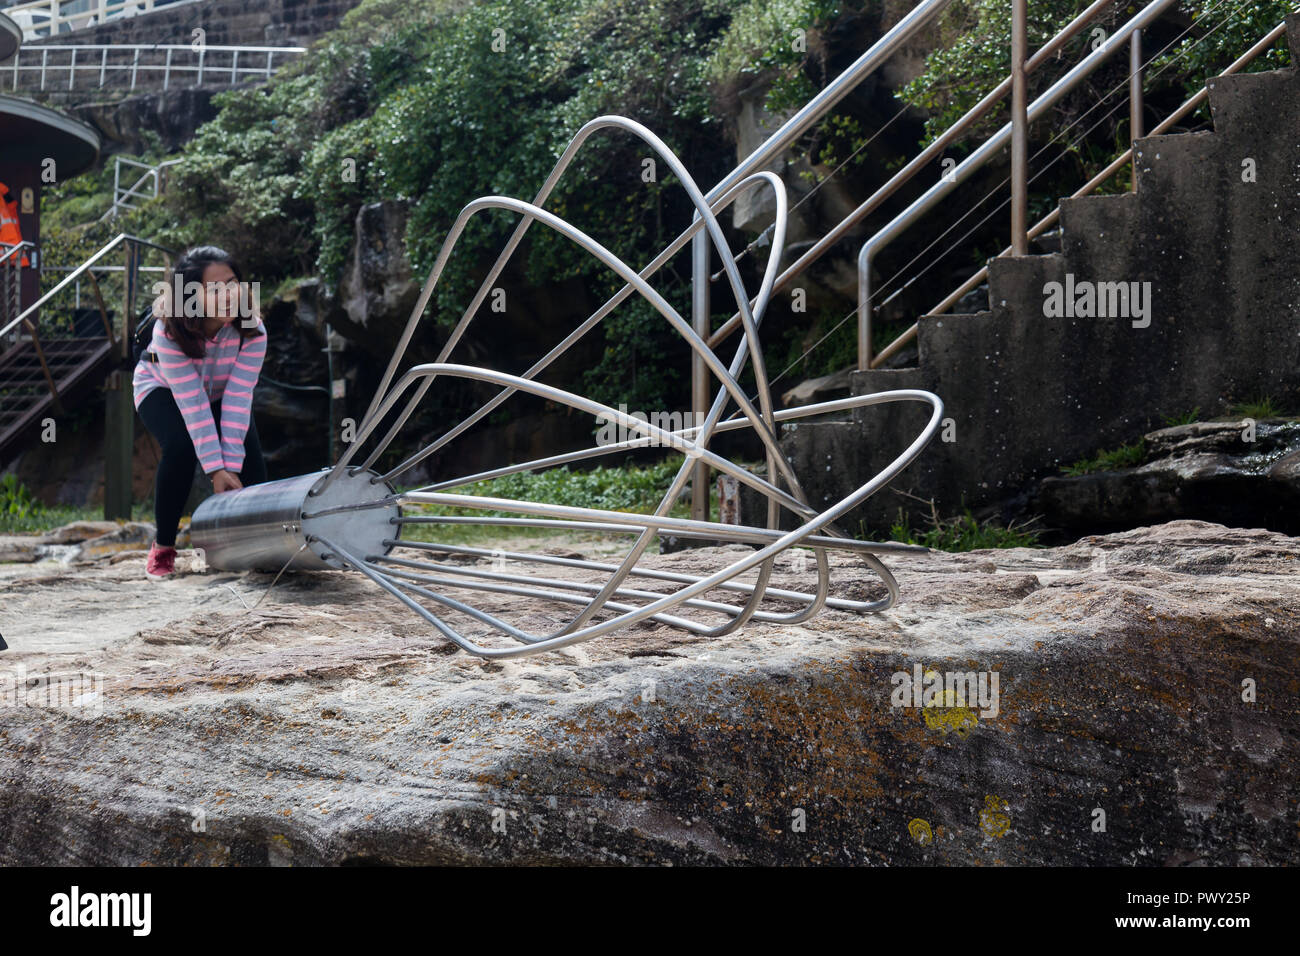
[0,233,172,469]
[0,332,114,457]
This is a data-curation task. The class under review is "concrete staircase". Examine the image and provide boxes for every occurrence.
[773,14,1300,536]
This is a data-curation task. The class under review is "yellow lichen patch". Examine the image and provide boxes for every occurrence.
[978,795,1011,839]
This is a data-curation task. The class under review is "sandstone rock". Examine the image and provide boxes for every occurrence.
[108,549,150,565]
[336,200,422,359]
[0,535,40,563]
[38,521,120,545]
[1034,419,1300,538]
[75,522,157,562]
[0,520,1295,865]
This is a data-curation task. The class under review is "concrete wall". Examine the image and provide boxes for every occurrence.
[754,16,1300,536]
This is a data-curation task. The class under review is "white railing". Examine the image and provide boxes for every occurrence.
[101,155,181,219]
[6,42,306,93]
[2,0,196,40]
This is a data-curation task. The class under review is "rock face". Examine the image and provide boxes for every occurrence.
[69,89,220,155]
[1,520,1295,866]
[1034,419,1300,538]
[332,200,423,363]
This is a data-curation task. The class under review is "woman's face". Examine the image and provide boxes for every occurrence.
[201,262,240,327]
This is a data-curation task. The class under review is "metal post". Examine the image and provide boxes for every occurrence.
[1010,0,1029,255]
[231,48,238,84]
[40,48,47,91]
[1130,29,1143,191]
[197,46,204,86]
[100,46,107,87]
[858,250,872,370]
[324,323,335,466]
[104,241,138,520]
[690,225,709,524]
[67,46,75,90]
[163,47,171,89]
[130,46,139,90]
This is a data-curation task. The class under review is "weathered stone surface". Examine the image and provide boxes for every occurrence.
[76,521,157,561]
[37,521,120,545]
[334,200,422,360]
[68,88,220,155]
[0,521,156,565]
[1035,420,1300,538]
[0,520,1295,866]
[0,536,40,563]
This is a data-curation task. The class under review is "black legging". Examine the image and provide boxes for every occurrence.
[138,386,268,547]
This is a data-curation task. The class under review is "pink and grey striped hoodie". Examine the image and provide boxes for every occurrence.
[132,317,268,474]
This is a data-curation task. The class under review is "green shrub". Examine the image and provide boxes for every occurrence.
[1229,396,1285,420]
[0,473,43,521]
[1162,407,1200,426]
[886,504,1042,551]
[1062,439,1147,476]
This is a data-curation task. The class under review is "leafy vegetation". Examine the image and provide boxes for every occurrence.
[1061,439,1147,476]
[1229,395,1287,420]
[886,504,1042,551]
[0,473,156,533]
[0,474,44,523]
[1162,406,1200,426]
[899,0,1294,149]
[40,0,1295,418]
[396,456,725,548]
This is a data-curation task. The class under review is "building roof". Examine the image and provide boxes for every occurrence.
[0,13,20,62]
[0,94,101,178]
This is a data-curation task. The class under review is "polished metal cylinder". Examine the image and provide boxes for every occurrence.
[191,468,400,572]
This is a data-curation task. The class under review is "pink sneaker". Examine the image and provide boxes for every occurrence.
[146,542,177,577]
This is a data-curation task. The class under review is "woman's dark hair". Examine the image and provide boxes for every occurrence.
[155,245,262,360]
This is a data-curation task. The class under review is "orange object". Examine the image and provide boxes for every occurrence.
[0,181,30,267]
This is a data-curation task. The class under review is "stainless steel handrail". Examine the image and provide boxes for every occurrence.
[867,6,1298,369]
[0,232,173,340]
[856,0,1181,369]
[7,42,306,92]
[0,240,34,266]
[102,156,182,220]
[700,0,1121,353]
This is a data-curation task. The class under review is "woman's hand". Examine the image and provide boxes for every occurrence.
[212,469,243,494]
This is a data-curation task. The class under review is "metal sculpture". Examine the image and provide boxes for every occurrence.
[192,116,944,658]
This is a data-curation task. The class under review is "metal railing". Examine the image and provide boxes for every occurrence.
[1,240,34,346]
[0,233,173,396]
[3,0,196,40]
[6,42,306,93]
[678,0,1295,513]
[691,0,1140,373]
[862,0,1298,370]
[856,0,1174,368]
[101,155,181,220]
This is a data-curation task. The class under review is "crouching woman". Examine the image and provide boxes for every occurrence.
[133,245,268,577]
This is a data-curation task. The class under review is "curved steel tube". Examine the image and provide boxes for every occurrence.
[303,384,941,658]
[199,112,945,656]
